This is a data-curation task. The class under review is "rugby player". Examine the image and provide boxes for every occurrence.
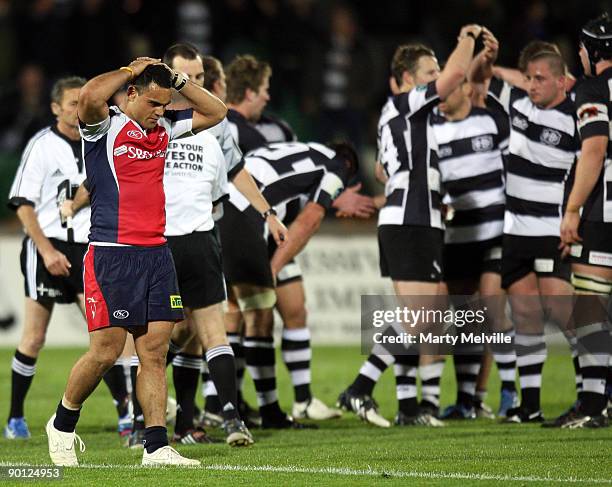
[338,26,484,427]
[45,57,226,466]
[558,13,612,428]
[220,54,371,420]
[471,37,579,424]
[217,140,359,428]
[5,77,130,441]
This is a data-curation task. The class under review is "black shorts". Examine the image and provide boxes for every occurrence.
[501,235,571,289]
[570,221,612,268]
[83,244,184,332]
[218,203,274,288]
[378,225,444,282]
[443,237,502,282]
[20,237,86,304]
[167,229,227,309]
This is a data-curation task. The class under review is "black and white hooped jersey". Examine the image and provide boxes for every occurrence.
[377,81,442,228]
[164,130,228,236]
[574,66,612,223]
[488,78,579,237]
[8,126,90,243]
[228,142,349,223]
[227,108,268,154]
[430,106,508,244]
[255,114,297,144]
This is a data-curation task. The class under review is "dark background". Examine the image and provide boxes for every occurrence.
[0,0,609,219]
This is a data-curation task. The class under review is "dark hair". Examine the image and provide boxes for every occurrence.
[202,55,223,92]
[132,64,172,92]
[328,141,359,177]
[391,44,435,85]
[527,51,566,77]
[226,55,271,104]
[163,42,200,67]
[51,76,86,104]
[518,41,561,72]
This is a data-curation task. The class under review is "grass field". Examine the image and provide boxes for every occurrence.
[0,346,610,486]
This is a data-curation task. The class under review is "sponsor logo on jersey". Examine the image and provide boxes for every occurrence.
[170,295,183,309]
[113,145,128,157]
[511,115,528,130]
[539,128,562,146]
[471,135,494,152]
[113,309,129,319]
[126,146,166,160]
[127,129,143,140]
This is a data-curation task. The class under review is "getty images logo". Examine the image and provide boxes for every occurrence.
[113,310,129,319]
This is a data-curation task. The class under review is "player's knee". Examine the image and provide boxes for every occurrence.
[282,305,307,328]
[19,335,45,356]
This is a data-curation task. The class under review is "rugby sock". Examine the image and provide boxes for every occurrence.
[349,353,394,396]
[166,339,182,366]
[244,336,283,418]
[101,358,129,418]
[227,333,246,391]
[130,356,144,430]
[491,329,517,392]
[394,354,419,416]
[568,336,583,396]
[143,426,168,454]
[419,360,444,410]
[9,350,36,419]
[576,322,610,416]
[453,344,483,406]
[206,345,239,421]
[281,328,312,403]
[53,398,80,433]
[515,333,546,411]
[172,353,202,434]
[201,360,221,414]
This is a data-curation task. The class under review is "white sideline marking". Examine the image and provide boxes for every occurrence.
[1,462,611,484]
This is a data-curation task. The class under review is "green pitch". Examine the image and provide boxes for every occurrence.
[0,347,610,486]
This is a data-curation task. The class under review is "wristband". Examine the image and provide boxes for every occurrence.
[172,71,188,91]
[262,208,277,219]
[120,66,134,80]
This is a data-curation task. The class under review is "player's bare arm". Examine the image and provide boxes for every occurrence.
[78,57,161,124]
[231,167,289,245]
[60,183,91,220]
[436,24,482,99]
[560,135,608,251]
[269,202,325,277]
[166,65,227,133]
[16,205,70,277]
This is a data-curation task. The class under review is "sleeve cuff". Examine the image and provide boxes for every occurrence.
[7,197,35,211]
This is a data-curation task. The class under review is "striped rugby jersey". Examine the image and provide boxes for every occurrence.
[376,81,442,228]
[488,78,579,237]
[574,67,612,223]
[228,141,350,224]
[430,106,508,244]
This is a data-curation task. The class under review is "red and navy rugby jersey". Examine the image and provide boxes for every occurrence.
[80,106,192,246]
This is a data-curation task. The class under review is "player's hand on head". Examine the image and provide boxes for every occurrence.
[42,248,71,277]
[127,57,161,77]
[481,28,499,61]
[268,216,289,247]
